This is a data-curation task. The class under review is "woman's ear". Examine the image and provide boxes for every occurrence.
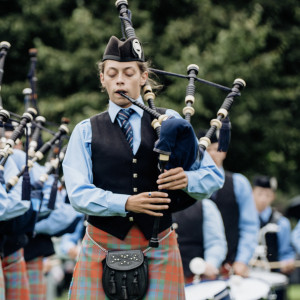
[140,71,148,86]
[100,73,105,87]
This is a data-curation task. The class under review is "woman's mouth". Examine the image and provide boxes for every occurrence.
[115,90,127,95]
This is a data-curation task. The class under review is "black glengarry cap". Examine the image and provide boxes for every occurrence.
[253,175,278,191]
[102,36,144,62]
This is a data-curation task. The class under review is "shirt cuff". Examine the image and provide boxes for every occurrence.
[205,256,223,269]
[108,193,130,215]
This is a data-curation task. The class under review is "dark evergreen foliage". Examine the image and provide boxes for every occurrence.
[0,0,299,200]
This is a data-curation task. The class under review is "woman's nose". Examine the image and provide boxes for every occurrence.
[116,73,124,84]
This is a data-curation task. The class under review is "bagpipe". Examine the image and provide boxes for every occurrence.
[0,41,69,206]
[4,119,69,194]
[115,0,246,247]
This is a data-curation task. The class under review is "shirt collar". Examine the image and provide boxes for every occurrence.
[108,95,144,123]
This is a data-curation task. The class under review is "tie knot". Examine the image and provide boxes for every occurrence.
[117,108,134,121]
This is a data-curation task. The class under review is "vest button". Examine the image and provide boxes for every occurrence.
[133,187,138,192]
[129,217,134,222]
[133,173,138,178]
[132,158,137,163]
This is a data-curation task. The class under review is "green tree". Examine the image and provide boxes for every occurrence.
[1,0,299,200]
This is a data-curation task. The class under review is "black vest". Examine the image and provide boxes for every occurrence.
[172,201,204,277]
[88,109,196,240]
[1,205,37,257]
[24,234,55,262]
[260,209,280,262]
[210,171,239,264]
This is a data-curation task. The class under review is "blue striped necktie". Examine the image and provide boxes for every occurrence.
[117,108,134,150]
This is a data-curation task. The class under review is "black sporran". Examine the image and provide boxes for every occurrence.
[102,249,149,300]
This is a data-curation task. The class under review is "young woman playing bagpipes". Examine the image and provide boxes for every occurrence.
[62,34,224,299]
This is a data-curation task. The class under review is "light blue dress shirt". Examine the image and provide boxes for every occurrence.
[202,199,227,268]
[0,156,30,221]
[260,206,295,261]
[10,148,80,235]
[63,96,224,217]
[292,220,300,255]
[231,171,260,264]
[34,188,81,236]
[60,215,85,256]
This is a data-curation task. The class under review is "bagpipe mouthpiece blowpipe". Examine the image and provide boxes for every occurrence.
[0,107,37,163]
[0,41,11,91]
[183,64,199,123]
[117,91,169,124]
[115,0,135,38]
[198,78,246,158]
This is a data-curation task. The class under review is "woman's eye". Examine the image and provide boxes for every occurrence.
[107,71,117,77]
[125,72,134,77]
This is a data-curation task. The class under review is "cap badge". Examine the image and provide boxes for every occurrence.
[132,39,142,59]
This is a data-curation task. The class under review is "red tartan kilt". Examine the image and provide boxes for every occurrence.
[26,257,46,300]
[69,224,186,299]
[0,258,4,300]
[2,249,30,300]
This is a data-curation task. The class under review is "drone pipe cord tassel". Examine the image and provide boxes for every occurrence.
[198,78,246,159]
[182,64,199,123]
[0,107,37,163]
[5,122,69,192]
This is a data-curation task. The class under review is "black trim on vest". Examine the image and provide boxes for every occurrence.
[173,201,204,278]
[210,171,239,264]
[88,108,196,240]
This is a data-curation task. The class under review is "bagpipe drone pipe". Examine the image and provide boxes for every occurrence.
[0,43,71,240]
[115,0,246,247]
[0,42,38,245]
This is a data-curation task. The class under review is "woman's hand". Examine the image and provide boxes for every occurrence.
[125,191,170,216]
[157,167,188,190]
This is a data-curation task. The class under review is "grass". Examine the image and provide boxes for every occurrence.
[288,284,300,300]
